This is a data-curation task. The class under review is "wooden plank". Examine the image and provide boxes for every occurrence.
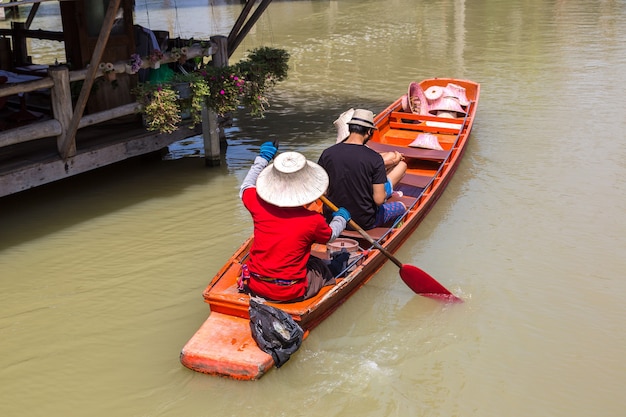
[228,0,274,57]
[25,3,40,29]
[389,110,464,126]
[0,125,201,197]
[341,228,388,241]
[400,173,433,188]
[227,0,256,52]
[0,0,74,8]
[388,120,460,134]
[390,194,418,207]
[368,141,450,161]
[60,0,122,160]
[0,119,62,147]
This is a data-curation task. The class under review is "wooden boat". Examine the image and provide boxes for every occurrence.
[180,78,480,380]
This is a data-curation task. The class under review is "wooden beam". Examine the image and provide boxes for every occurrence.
[25,3,40,29]
[227,0,256,52]
[0,125,202,198]
[59,0,121,160]
[228,0,273,57]
[0,0,73,8]
[0,77,54,97]
[0,119,62,147]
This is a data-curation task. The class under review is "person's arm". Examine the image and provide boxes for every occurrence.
[373,183,387,205]
[380,151,404,168]
[239,142,277,198]
[328,207,350,241]
[239,157,268,198]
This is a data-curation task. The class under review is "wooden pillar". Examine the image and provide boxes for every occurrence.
[48,66,75,157]
[11,22,30,66]
[202,104,221,167]
[203,35,228,167]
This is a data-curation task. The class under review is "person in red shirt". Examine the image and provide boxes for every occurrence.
[240,143,351,302]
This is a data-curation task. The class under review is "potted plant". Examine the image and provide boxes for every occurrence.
[199,66,246,116]
[198,46,290,117]
[132,83,181,134]
[170,72,210,127]
[131,46,290,133]
[235,47,290,117]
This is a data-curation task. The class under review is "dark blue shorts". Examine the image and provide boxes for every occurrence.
[375,201,406,226]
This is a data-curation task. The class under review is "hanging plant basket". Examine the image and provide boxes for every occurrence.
[172,82,192,100]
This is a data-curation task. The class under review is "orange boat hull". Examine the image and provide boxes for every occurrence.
[180,78,480,380]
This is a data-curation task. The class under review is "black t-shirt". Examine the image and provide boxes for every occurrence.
[318,143,387,229]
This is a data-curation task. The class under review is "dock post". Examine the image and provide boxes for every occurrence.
[48,66,74,157]
[202,103,221,167]
[11,22,30,65]
[203,35,228,167]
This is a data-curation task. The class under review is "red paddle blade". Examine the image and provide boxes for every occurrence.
[399,264,463,303]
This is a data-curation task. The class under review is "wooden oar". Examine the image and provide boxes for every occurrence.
[320,195,462,303]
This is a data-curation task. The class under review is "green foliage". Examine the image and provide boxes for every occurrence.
[132,83,181,134]
[132,47,290,133]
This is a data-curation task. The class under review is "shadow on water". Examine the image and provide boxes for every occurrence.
[0,91,393,252]
[0,151,231,251]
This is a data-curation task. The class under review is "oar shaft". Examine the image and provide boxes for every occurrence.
[320,196,403,268]
[319,195,460,301]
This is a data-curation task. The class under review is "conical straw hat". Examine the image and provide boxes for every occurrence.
[334,108,355,143]
[407,82,429,114]
[256,151,329,207]
[424,85,444,101]
[444,83,470,106]
[428,96,466,117]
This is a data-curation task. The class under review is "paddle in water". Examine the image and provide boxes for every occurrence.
[320,195,462,303]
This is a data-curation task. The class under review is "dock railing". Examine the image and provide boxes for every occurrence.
[0,42,215,156]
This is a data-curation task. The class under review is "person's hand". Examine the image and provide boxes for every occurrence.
[332,207,351,222]
[259,141,278,162]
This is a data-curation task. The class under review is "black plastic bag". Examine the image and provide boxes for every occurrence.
[249,299,304,368]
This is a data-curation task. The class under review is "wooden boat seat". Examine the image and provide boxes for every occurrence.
[368,141,450,162]
[400,173,432,188]
[385,111,466,135]
[388,120,461,135]
[339,194,417,241]
[389,110,464,126]
[341,227,388,241]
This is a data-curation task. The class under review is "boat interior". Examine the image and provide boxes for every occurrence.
[202,82,477,330]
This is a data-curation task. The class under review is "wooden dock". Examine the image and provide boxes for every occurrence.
[0,49,211,198]
[0,0,273,198]
[0,113,202,197]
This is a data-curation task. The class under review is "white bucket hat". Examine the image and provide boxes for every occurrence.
[334,108,355,143]
[256,151,329,207]
[347,109,377,129]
